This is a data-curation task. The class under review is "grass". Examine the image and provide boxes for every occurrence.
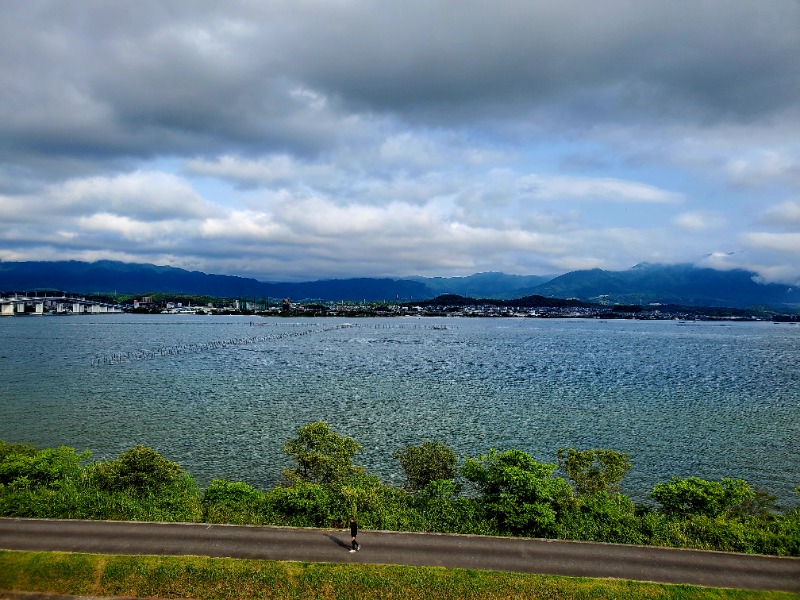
[1,550,797,600]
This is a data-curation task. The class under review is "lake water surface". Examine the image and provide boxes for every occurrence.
[1,314,798,504]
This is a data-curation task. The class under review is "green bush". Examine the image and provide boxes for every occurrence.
[462,449,574,537]
[393,441,457,493]
[2,434,798,557]
[763,508,800,555]
[558,492,644,545]
[91,446,183,494]
[557,448,632,496]
[203,479,265,524]
[0,441,37,461]
[0,444,90,488]
[282,422,363,486]
[265,482,334,527]
[337,477,420,532]
[416,494,489,535]
[0,474,202,523]
[650,476,754,518]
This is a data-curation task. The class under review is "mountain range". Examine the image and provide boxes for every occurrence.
[1,260,798,311]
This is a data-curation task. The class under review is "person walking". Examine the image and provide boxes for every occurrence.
[349,516,360,552]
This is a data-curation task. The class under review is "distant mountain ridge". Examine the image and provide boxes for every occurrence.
[534,263,800,309]
[410,272,556,299]
[0,260,431,302]
[1,260,798,311]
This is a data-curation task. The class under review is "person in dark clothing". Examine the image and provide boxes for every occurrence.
[349,516,360,551]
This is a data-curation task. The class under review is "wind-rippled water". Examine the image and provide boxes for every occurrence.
[1,314,798,504]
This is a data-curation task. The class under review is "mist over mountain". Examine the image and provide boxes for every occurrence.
[534,263,800,309]
[1,260,798,311]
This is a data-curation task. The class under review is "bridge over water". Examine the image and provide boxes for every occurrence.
[0,291,124,316]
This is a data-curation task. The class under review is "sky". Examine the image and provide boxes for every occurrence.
[1,1,799,284]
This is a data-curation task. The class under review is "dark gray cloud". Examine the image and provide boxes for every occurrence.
[4,1,798,172]
[1,1,799,284]
[260,1,800,124]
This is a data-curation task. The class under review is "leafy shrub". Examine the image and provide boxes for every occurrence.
[650,476,754,518]
[765,507,800,555]
[282,422,363,485]
[558,492,643,545]
[393,441,457,493]
[203,479,265,524]
[265,482,334,527]
[335,475,421,532]
[462,449,574,537]
[0,443,90,489]
[91,446,183,494]
[2,434,798,557]
[0,441,37,461]
[557,448,632,496]
[204,479,263,506]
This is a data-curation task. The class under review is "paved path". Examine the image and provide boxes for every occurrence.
[1,518,798,593]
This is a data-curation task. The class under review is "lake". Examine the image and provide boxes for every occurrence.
[1,314,798,504]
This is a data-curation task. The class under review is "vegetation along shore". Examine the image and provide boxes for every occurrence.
[1,422,798,557]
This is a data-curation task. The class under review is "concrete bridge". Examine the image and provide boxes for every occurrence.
[0,291,125,316]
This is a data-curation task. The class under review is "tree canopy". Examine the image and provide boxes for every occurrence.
[282,421,363,486]
[462,449,574,536]
[557,448,632,496]
[650,476,754,518]
[393,440,457,492]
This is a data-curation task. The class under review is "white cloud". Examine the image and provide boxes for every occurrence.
[756,201,800,229]
[516,175,683,203]
[697,252,741,270]
[200,210,289,242]
[378,132,450,171]
[698,250,800,286]
[749,264,800,286]
[185,155,333,188]
[727,151,800,188]
[57,171,211,220]
[743,232,800,254]
[673,211,727,232]
[77,213,192,245]
[0,194,30,224]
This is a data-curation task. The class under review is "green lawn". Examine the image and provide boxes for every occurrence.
[1,550,797,600]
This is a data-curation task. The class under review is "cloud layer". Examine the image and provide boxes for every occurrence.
[2,1,799,284]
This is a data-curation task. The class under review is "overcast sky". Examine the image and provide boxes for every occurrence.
[1,1,799,284]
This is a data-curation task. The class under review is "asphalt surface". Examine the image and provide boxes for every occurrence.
[1,518,799,593]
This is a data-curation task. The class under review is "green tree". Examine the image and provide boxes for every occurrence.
[0,443,89,488]
[650,476,754,518]
[282,422,363,486]
[557,448,632,496]
[393,440,457,492]
[462,448,574,536]
[91,445,183,494]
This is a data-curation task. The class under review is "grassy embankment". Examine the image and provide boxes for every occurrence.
[2,550,797,600]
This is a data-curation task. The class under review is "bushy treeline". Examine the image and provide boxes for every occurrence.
[2,422,798,556]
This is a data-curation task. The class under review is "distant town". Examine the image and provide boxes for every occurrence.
[3,290,798,322]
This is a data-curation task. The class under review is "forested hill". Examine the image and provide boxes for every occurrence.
[1,260,798,310]
[532,263,800,309]
[0,260,430,302]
